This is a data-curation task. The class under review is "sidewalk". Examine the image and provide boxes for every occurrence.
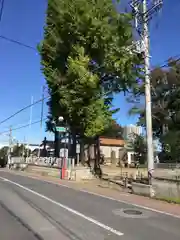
[2,169,180,218]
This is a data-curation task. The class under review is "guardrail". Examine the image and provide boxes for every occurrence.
[155,163,180,169]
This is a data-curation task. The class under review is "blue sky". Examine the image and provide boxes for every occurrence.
[0,0,179,145]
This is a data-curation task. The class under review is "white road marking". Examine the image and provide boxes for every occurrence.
[26,175,180,219]
[80,191,180,219]
[1,172,180,219]
[2,178,9,182]
[0,177,124,236]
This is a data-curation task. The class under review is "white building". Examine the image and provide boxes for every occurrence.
[123,124,142,140]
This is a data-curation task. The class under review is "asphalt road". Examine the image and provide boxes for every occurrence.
[0,200,38,239]
[0,171,180,240]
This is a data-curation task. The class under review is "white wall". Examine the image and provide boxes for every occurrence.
[100,146,123,159]
[127,152,134,164]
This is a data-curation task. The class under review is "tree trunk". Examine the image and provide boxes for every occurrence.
[54,131,60,158]
[94,136,102,178]
[71,130,77,163]
[80,139,85,165]
[94,143,97,168]
[87,144,91,168]
[94,136,100,167]
[97,136,100,165]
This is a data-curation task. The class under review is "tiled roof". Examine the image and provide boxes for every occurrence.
[100,137,124,146]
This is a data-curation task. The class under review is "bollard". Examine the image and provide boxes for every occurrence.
[61,157,67,179]
[71,158,75,168]
[124,172,128,188]
[59,158,63,179]
[148,169,153,185]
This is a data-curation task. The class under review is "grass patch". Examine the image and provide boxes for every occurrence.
[154,196,180,204]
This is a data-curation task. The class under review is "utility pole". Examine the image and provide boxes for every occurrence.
[8,126,12,167]
[29,96,33,128]
[8,126,12,151]
[27,95,34,157]
[130,0,163,181]
[22,136,26,157]
[40,85,45,128]
[38,85,45,157]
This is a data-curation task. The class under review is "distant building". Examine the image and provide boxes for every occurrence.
[28,144,39,152]
[99,137,125,163]
[123,124,142,140]
[36,139,69,158]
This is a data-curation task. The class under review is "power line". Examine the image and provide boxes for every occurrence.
[0,16,178,68]
[0,118,47,136]
[1,118,45,132]
[0,64,105,127]
[0,97,49,126]
[0,0,4,23]
[152,55,180,69]
[0,53,179,128]
[0,19,179,128]
[0,35,37,51]
[0,0,37,52]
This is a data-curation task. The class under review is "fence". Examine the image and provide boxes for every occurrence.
[155,163,180,169]
[11,156,75,169]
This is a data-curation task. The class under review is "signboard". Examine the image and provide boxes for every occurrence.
[60,148,68,158]
[56,126,66,132]
[76,144,80,154]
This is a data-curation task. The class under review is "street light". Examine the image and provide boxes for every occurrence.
[53,116,68,179]
[53,116,66,158]
[52,116,64,125]
[57,116,68,159]
[58,116,64,122]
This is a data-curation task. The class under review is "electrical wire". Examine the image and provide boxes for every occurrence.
[152,55,180,69]
[0,97,49,126]
[0,118,47,136]
[0,0,4,23]
[0,35,37,51]
[0,18,178,70]
[3,115,49,131]
[0,54,180,128]
[0,24,179,128]
[0,64,105,127]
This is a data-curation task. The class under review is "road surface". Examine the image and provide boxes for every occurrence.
[0,171,180,240]
[0,202,38,240]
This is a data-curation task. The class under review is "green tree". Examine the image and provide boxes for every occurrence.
[0,146,8,158]
[129,58,180,162]
[101,119,123,138]
[39,0,143,164]
[0,146,8,167]
[11,144,31,157]
[129,133,147,165]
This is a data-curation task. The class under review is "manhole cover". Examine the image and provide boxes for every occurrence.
[123,209,142,215]
[112,208,152,219]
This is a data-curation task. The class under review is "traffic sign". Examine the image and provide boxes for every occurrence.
[55,126,66,132]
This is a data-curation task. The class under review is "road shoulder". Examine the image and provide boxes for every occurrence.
[1,169,180,218]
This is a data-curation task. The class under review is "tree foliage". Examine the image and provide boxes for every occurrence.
[40,0,142,134]
[0,146,8,158]
[129,133,147,165]
[11,144,31,157]
[129,58,180,162]
[101,119,123,138]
